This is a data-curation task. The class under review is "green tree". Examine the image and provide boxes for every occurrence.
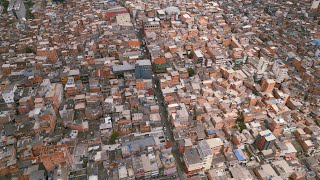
[236,116,244,122]
[109,131,119,144]
[0,0,9,13]
[188,68,195,77]
[252,88,260,96]
[25,46,35,54]
[25,0,34,7]
[236,116,246,133]
[239,122,247,133]
[26,9,35,20]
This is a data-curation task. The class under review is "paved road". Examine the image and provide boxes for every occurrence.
[153,76,188,180]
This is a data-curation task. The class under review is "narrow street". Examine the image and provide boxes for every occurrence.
[130,11,187,178]
[153,76,188,180]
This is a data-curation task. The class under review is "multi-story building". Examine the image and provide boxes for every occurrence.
[268,118,286,136]
[261,79,276,93]
[1,84,17,104]
[135,59,152,79]
[272,60,288,82]
[193,50,204,64]
[254,130,276,151]
[206,138,224,155]
[207,48,228,66]
[257,57,269,72]
[143,20,160,32]
[183,140,214,176]
[105,6,128,21]
[116,13,132,26]
[183,148,203,177]
[37,47,58,62]
[255,57,269,81]
[198,140,213,171]
[33,144,72,171]
[7,0,26,19]
[170,103,190,129]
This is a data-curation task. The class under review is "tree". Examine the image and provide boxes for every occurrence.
[239,122,247,133]
[26,9,35,19]
[236,116,246,133]
[252,88,260,96]
[109,131,119,144]
[236,116,244,122]
[187,68,195,77]
[25,0,34,7]
[0,0,9,13]
[25,47,35,54]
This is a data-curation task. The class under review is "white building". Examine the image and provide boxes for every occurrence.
[198,140,213,171]
[38,79,51,96]
[7,0,26,19]
[255,57,269,81]
[156,9,166,20]
[118,166,128,179]
[311,0,320,10]
[116,13,132,26]
[257,57,269,73]
[2,84,17,104]
[272,60,288,82]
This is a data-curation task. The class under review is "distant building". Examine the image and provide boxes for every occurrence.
[0,5,4,15]
[2,84,17,104]
[254,130,276,151]
[207,48,227,66]
[272,60,288,82]
[255,57,269,81]
[37,47,58,62]
[156,9,165,20]
[143,20,160,32]
[112,61,135,74]
[105,6,128,21]
[257,58,269,72]
[135,59,152,79]
[116,13,132,26]
[164,6,180,20]
[7,0,26,19]
[311,0,320,10]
